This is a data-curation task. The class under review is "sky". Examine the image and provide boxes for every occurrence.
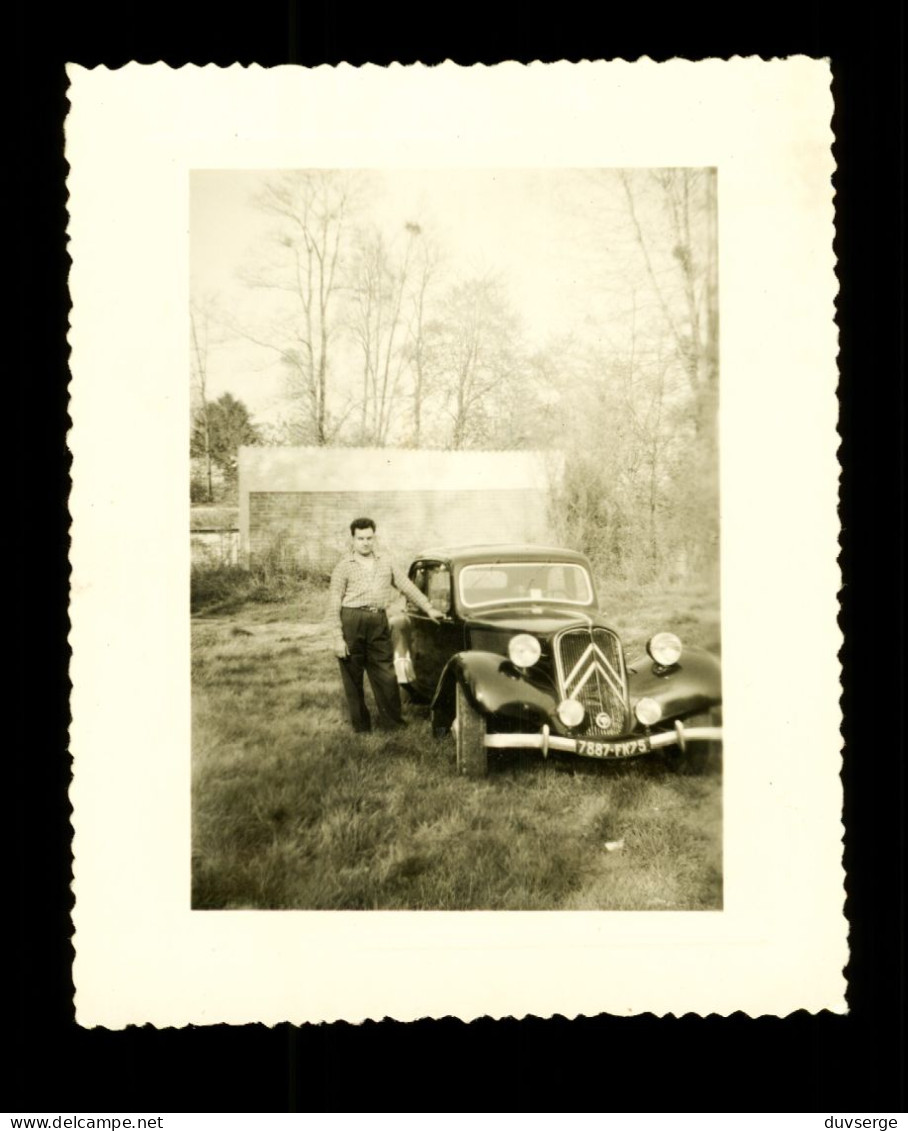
[189,167,696,431]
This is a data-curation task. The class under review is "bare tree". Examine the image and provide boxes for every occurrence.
[619,168,718,437]
[401,224,442,447]
[431,274,522,450]
[238,171,366,445]
[545,168,721,580]
[536,308,698,581]
[348,223,420,445]
[189,297,221,502]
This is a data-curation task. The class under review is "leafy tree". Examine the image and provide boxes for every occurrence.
[191,393,262,486]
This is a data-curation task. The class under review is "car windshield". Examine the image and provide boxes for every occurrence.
[459,562,594,608]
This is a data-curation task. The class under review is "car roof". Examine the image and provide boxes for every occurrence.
[411,543,593,567]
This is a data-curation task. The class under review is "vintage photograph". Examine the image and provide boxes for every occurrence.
[68,60,842,1024]
[189,167,723,911]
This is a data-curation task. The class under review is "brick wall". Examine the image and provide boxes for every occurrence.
[249,488,551,571]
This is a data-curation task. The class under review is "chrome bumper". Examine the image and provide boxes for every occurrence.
[483,721,722,759]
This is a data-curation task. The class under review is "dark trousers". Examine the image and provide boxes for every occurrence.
[338,608,405,732]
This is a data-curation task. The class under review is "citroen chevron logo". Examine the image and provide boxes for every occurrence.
[563,641,625,701]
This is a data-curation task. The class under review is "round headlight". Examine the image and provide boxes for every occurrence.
[634,697,663,726]
[508,633,542,668]
[557,698,586,728]
[647,631,682,667]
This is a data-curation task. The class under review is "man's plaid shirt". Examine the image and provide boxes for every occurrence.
[328,552,435,649]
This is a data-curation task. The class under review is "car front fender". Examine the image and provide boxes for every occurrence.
[627,645,721,721]
[430,651,558,729]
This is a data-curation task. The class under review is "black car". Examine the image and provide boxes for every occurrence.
[390,543,722,777]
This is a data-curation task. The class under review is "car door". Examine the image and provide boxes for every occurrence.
[406,560,463,698]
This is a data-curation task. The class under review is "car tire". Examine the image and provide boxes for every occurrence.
[454,681,488,778]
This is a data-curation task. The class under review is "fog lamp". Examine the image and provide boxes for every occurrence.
[508,633,542,668]
[647,632,682,667]
[635,697,662,726]
[557,698,586,728]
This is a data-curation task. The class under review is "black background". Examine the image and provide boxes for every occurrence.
[13,0,905,1112]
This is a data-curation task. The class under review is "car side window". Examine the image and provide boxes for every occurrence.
[407,562,451,615]
[426,565,452,615]
[409,563,428,596]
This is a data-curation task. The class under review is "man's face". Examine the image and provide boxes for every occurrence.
[352,527,375,556]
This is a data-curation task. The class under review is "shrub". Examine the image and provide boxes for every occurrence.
[191,533,330,615]
[191,565,256,613]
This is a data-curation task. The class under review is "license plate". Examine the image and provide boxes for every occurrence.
[576,736,651,759]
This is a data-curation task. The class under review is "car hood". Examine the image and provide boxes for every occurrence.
[463,604,605,639]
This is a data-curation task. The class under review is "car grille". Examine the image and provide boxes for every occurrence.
[554,627,630,736]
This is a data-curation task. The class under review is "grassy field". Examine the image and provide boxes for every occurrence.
[191,574,721,910]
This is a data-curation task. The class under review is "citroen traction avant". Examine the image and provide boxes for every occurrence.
[390,543,722,777]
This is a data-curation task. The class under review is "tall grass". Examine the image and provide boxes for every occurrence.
[191,579,722,911]
[191,537,330,616]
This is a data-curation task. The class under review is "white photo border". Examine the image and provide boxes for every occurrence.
[67,59,842,1026]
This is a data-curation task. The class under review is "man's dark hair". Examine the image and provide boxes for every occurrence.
[350,517,376,536]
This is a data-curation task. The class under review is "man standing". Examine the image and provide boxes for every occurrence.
[328,517,443,733]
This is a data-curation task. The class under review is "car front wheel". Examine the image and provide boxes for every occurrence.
[454,682,488,778]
